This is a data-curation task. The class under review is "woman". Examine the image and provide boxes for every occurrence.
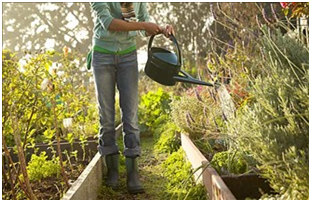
[90,2,174,194]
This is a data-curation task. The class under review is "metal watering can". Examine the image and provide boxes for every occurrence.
[145,34,214,87]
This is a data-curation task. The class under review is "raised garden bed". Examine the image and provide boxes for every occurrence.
[8,137,98,164]
[61,124,123,200]
[61,152,103,200]
[180,133,273,200]
[221,173,273,200]
[3,125,122,200]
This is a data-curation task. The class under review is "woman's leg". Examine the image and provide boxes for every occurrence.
[116,50,141,158]
[92,51,119,156]
[116,50,144,193]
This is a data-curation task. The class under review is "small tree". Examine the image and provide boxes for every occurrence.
[2,48,98,199]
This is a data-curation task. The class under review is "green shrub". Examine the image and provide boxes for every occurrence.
[170,89,223,140]
[27,152,61,182]
[154,122,180,154]
[2,49,98,199]
[162,148,192,188]
[226,28,309,200]
[2,50,98,146]
[139,88,172,134]
[210,150,250,175]
[162,148,207,199]
[151,113,171,141]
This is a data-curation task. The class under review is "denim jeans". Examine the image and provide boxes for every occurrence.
[92,50,141,158]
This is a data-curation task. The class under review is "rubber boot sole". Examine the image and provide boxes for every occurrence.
[106,182,119,190]
[128,186,145,194]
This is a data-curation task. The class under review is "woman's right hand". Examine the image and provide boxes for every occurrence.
[142,22,162,36]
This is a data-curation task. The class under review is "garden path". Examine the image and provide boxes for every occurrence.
[97,135,171,200]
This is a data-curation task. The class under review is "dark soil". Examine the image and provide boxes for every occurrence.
[2,161,87,200]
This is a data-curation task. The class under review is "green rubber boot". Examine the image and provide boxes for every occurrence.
[105,154,119,189]
[125,157,145,194]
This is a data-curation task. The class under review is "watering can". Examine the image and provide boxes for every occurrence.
[145,34,214,87]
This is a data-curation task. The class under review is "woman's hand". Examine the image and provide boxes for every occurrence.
[143,22,162,36]
[161,25,175,38]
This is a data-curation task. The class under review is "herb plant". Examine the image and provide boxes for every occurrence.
[26,152,61,182]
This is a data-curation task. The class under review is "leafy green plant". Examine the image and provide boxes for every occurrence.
[2,48,98,199]
[139,88,181,153]
[162,148,192,188]
[192,136,230,164]
[26,152,61,182]
[154,122,180,154]
[2,50,56,199]
[2,49,98,146]
[210,150,249,175]
[139,88,172,134]
[162,148,207,199]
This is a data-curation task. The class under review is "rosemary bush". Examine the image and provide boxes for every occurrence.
[170,87,224,141]
[226,28,309,199]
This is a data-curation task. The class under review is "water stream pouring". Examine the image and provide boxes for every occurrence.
[145,34,214,87]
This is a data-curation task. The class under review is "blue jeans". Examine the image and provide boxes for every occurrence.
[92,50,141,158]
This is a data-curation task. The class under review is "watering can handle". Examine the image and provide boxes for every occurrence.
[148,34,182,66]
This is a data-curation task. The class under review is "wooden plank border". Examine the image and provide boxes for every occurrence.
[61,124,123,200]
[181,133,236,200]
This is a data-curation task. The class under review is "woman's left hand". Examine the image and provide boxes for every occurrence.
[161,25,175,38]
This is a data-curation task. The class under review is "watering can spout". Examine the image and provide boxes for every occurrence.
[173,70,214,87]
